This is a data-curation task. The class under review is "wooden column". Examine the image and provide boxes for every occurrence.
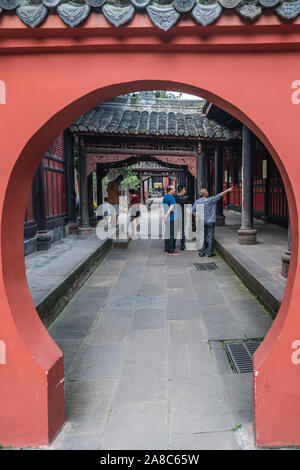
[194,143,200,199]
[238,125,257,244]
[142,178,145,203]
[96,163,104,208]
[196,153,202,198]
[33,159,51,250]
[78,139,92,234]
[197,149,208,193]
[200,153,205,190]
[139,173,143,203]
[87,172,94,224]
[224,151,230,206]
[215,141,225,226]
[262,154,270,224]
[64,129,77,233]
[204,151,210,191]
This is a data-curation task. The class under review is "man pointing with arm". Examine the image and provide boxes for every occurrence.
[192,186,234,257]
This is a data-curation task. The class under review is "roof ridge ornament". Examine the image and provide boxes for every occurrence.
[57,2,91,26]
[276,0,300,19]
[258,0,279,7]
[236,0,262,20]
[191,1,223,26]
[146,3,180,30]
[219,0,241,8]
[0,0,20,9]
[42,0,60,8]
[102,2,135,26]
[173,0,195,12]
[16,0,48,26]
[139,91,154,101]
[2,0,300,28]
[131,0,150,8]
[86,0,106,7]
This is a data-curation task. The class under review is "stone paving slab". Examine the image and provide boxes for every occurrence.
[204,320,246,341]
[169,376,235,434]
[220,373,253,425]
[210,340,235,375]
[167,301,201,320]
[101,400,169,450]
[132,308,166,330]
[68,343,125,380]
[49,314,97,340]
[87,318,131,345]
[53,431,102,450]
[64,379,115,430]
[168,319,208,343]
[168,342,219,379]
[55,339,83,374]
[169,431,241,450]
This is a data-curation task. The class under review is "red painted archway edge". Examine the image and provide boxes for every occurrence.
[1,29,300,447]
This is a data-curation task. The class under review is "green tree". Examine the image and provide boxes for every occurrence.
[128,91,182,99]
[103,168,140,190]
[153,91,182,99]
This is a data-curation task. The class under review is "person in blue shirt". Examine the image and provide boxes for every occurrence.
[162,185,179,255]
[192,186,234,257]
[175,185,191,251]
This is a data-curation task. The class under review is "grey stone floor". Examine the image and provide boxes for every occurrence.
[45,237,273,450]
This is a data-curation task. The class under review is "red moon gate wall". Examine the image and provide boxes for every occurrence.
[0,17,300,448]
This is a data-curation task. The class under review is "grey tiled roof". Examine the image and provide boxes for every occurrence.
[1,0,300,29]
[69,94,240,139]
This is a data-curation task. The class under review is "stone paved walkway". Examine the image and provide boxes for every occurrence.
[46,232,273,450]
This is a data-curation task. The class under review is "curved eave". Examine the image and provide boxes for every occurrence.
[70,130,240,141]
[1,12,300,53]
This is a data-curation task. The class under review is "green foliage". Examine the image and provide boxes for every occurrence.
[153,90,182,99]
[231,424,242,432]
[93,171,97,188]
[128,91,182,100]
[103,168,140,190]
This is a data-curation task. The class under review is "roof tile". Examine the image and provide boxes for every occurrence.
[70,93,240,140]
[1,0,300,29]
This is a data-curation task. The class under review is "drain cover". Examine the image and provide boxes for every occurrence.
[109,295,160,310]
[194,263,218,271]
[224,340,262,373]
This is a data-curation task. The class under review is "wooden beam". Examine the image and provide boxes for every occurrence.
[86,147,197,157]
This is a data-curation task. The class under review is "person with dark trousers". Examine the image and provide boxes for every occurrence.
[174,185,191,251]
[162,185,179,255]
[192,186,234,257]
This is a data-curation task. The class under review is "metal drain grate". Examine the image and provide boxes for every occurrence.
[194,263,218,271]
[224,340,262,373]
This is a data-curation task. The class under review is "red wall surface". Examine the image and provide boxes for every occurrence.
[1,18,300,448]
